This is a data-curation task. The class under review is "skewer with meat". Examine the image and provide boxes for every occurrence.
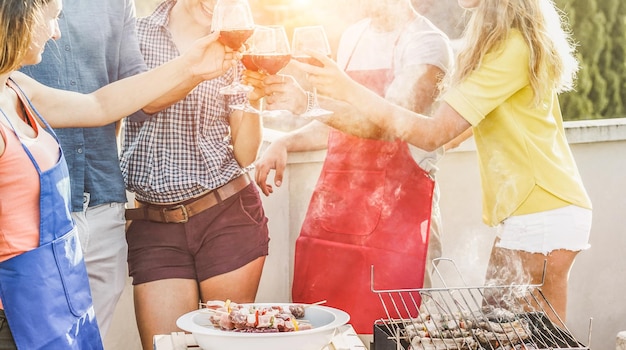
[200,300,313,333]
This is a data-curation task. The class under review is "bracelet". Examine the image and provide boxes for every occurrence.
[304,91,315,113]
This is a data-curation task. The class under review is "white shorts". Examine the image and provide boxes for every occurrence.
[496,205,592,255]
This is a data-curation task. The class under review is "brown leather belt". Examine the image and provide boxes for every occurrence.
[125,173,251,224]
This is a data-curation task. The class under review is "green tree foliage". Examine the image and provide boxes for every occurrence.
[557,0,626,120]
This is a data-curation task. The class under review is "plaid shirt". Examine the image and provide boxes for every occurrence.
[120,0,246,203]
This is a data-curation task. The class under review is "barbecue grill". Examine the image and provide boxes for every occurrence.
[371,258,592,350]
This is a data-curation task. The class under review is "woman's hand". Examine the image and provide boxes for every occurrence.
[253,140,289,196]
[242,71,308,114]
[242,69,267,108]
[262,74,308,114]
[290,50,357,102]
[182,32,238,81]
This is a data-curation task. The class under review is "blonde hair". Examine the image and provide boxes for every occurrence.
[0,0,49,74]
[451,0,578,106]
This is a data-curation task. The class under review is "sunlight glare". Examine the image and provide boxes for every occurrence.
[290,0,311,8]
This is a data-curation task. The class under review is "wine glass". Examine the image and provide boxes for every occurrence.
[233,26,292,115]
[291,25,333,118]
[231,27,263,113]
[251,25,291,117]
[211,0,255,95]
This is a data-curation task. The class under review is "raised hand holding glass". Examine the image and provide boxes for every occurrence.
[291,26,333,118]
[234,26,292,116]
[212,0,255,95]
[253,26,291,117]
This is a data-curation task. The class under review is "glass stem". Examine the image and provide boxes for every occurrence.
[232,61,239,86]
[312,87,321,109]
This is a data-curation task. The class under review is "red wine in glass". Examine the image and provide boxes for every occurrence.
[236,25,292,117]
[212,0,255,95]
[232,52,262,113]
[218,29,254,51]
[241,54,259,71]
[252,53,292,75]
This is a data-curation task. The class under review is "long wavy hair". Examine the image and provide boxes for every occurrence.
[450,0,578,106]
[0,0,49,74]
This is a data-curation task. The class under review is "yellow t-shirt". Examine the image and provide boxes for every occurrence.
[443,30,591,226]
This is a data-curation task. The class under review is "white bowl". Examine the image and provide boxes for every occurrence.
[176,303,350,350]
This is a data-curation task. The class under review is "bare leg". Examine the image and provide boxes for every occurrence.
[199,256,266,303]
[484,239,579,323]
[518,248,578,323]
[133,256,266,350]
[133,279,199,350]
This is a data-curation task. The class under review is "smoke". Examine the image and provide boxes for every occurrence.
[413,0,468,39]
[482,251,533,315]
[481,148,537,313]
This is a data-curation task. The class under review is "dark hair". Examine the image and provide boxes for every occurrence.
[0,0,50,74]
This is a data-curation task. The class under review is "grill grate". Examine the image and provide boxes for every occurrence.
[371,258,590,350]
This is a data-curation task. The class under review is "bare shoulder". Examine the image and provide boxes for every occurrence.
[8,71,64,118]
[8,71,38,100]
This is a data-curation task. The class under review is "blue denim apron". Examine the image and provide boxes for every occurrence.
[0,81,103,349]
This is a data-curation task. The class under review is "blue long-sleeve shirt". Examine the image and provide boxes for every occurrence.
[21,0,148,211]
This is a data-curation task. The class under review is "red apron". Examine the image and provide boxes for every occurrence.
[292,61,434,333]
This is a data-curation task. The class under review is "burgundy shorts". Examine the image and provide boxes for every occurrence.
[126,183,270,285]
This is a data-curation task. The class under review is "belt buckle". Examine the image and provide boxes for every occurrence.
[162,204,189,223]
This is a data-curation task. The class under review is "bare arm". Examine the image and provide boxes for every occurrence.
[254,121,330,196]
[387,63,474,151]
[329,84,470,151]
[321,63,446,141]
[242,62,386,141]
[444,127,473,151]
[11,33,233,128]
[272,120,331,153]
[141,77,205,115]
[229,109,263,168]
[386,63,443,114]
[295,51,471,151]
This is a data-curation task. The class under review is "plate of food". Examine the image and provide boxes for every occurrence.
[176,300,350,350]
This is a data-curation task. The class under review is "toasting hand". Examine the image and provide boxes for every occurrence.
[182,32,239,81]
[290,50,360,104]
[242,71,309,115]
